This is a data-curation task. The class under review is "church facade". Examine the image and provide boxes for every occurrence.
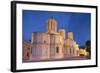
[23,17,80,61]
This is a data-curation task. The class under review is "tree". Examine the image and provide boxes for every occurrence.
[85,40,91,58]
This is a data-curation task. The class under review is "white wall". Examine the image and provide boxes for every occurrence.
[0,0,99,73]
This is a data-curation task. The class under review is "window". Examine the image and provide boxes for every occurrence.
[56,46,59,53]
[73,48,74,55]
[27,48,30,50]
[44,40,46,44]
[70,48,71,55]
[27,52,29,57]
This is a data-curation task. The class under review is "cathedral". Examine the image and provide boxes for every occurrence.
[23,17,80,61]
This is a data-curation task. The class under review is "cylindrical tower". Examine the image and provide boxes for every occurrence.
[46,17,57,34]
[58,29,66,39]
[67,32,73,40]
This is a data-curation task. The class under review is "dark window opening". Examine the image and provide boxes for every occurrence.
[56,46,59,53]
[44,40,46,44]
[70,48,71,55]
[73,48,74,55]
[27,52,29,57]
[27,48,30,50]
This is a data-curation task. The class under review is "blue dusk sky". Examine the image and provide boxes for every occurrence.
[22,10,91,46]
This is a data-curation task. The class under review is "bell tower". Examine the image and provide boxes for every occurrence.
[46,17,57,34]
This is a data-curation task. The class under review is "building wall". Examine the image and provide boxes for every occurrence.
[49,34,64,59]
[64,38,79,58]
[73,42,79,56]
[55,34,64,59]
[23,42,32,61]
[32,32,65,60]
[32,32,50,60]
